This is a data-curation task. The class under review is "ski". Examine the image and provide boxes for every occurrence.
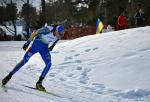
[22,85,61,97]
[0,82,7,92]
[0,82,3,91]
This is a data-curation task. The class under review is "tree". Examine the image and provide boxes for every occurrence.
[46,0,67,24]
[0,0,18,40]
[40,0,46,26]
[6,2,18,39]
[20,2,37,39]
[0,6,6,24]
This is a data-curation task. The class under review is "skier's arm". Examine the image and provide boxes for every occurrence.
[28,31,37,42]
[48,39,59,51]
[22,31,37,50]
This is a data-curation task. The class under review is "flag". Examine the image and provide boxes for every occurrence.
[96,18,104,34]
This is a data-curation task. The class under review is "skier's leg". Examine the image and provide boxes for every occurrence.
[10,50,34,75]
[36,49,51,91]
[39,49,51,80]
[2,48,35,86]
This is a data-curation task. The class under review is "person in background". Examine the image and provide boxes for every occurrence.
[2,24,65,91]
[107,25,114,32]
[134,8,145,27]
[117,11,128,30]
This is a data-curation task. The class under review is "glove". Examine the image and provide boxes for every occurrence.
[22,42,30,51]
[48,39,59,51]
[48,43,56,51]
[48,46,53,51]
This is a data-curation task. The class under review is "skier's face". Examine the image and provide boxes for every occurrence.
[55,31,62,40]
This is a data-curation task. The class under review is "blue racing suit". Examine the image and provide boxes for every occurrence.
[10,26,58,80]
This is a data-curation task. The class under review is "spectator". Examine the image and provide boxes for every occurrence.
[134,9,145,27]
[107,25,114,32]
[117,11,128,30]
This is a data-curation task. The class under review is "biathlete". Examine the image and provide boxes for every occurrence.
[2,24,64,91]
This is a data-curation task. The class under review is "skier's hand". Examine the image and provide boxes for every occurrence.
[48,39,59,51]
[22,42,30,51]
[48,46,53,51]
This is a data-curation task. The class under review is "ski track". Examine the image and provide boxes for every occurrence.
[1,50,150,102]
[9,52,150,102]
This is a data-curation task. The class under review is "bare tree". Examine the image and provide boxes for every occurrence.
[41,0,46,25]
[0,0,17,39]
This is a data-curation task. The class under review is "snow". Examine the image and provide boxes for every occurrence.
[0,26,150,102]
[0,25,23,35]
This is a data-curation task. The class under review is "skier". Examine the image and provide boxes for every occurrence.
[1,24,64,91]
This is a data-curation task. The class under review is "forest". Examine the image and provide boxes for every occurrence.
[0,0,150,40]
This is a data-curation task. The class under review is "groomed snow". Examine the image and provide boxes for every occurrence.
[0,26,150,102]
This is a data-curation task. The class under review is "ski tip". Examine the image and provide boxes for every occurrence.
[0,81,2,86]
[0,81,7,92]
[0,80,3,87]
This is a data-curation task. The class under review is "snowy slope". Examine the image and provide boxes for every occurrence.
[0,26,150,102]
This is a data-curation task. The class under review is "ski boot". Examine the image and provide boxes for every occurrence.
[36,77,46,91]
[36,82,46,92]
[2,73,12,86]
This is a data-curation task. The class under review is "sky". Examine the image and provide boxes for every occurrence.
[0,26,150,102]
